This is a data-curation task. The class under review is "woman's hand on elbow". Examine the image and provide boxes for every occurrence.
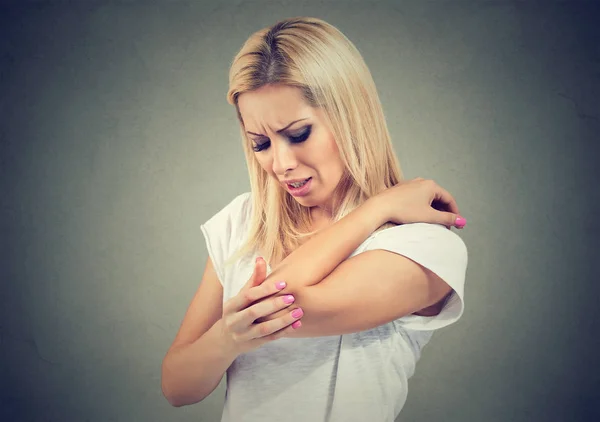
[221,257,303,354]
[254,302,302,324]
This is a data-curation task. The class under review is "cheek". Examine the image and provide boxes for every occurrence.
[254,155,275,177]
[321,142,344,178]
[312,133,339,166]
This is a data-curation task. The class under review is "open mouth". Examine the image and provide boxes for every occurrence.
[288,178,311,188]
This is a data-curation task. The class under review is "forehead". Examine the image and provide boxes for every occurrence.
[237,84,313,131]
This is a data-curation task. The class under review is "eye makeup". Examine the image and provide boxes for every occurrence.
[289,125,312,143]
[252,141,270,152]
[251,125,312,152]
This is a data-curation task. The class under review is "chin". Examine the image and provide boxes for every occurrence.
[290,196,315,208]
[293,194,333,211]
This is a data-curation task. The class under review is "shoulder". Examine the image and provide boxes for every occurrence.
[200,192,253,283]
[225,191,252,215]
[203,192,252,228]
[230,191,252,221]
[364,222,468,306]
[375,221,465,239]
[368,223,467,258]
[200,191,253,247]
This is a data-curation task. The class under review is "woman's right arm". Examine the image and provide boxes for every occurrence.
[161,256,303,407]
[161,257,234,406]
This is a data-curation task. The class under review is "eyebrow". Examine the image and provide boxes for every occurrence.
[246,118,309,137]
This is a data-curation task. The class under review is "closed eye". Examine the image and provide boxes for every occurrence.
[289,125,312,143]
[251,125,312,152]
[252,140,270,152]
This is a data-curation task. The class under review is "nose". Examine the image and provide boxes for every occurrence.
[271,140,298,177]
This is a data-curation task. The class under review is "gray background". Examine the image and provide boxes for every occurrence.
[1,0,599,421]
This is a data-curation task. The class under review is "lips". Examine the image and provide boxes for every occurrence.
[287,178,311,188]
[285,177,313,197]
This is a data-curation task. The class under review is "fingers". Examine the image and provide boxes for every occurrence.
[224,278,287,315]
[260,319,303,342]
[432,184,459,215]
[251,257,268,288]
[236,307,304,343]
[427,181,466,229]
[432,212,460,229]
[429,208,466,229]
[243,257,267,291]
[254,316,303,344]
[221,258,304,353]
[414,177,458,214]
[228,293,298,332]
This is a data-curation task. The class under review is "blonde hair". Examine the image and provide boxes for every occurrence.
[225,16,403,266]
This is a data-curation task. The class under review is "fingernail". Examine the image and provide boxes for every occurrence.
[276,281,286,290]
[291,320,302,329]
[256,257,262,264]
[291,308,304,318]
[455,216,466,227]
[283,295,295,304]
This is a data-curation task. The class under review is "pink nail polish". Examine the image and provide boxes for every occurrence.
[291,308,304,318]
[455,216,466,227]
[276,281,286,290]
[291,320,302,329]
[283,295,295,304]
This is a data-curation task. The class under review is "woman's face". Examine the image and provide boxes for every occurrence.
[237,84,345,213]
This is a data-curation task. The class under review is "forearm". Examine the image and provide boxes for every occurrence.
[268,197,386,288]
[161,319,237,407]
[283,251,453,338]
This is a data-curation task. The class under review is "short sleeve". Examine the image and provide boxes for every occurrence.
[200,192,251,286]
[364,223,468,331]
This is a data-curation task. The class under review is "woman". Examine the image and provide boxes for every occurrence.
[161,16,468,422]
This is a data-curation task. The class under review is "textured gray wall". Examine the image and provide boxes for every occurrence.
[1,1,598,421]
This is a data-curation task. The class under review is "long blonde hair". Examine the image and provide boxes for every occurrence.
[225,16,403,266]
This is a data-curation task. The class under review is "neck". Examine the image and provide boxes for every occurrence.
[309,206,334,233]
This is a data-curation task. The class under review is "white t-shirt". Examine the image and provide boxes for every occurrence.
[200,192,468,422]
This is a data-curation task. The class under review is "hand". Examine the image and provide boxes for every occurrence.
[220,257,303,356]
[255,299,300,324]
[372,178,466,229]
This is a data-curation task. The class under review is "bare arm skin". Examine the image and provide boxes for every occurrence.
[161,179,464,404]
[161,257,302,406]
[161,258,235,406]
[275,248,455,338]
[257,194,463,337]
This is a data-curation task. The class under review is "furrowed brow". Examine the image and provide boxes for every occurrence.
[246,118,308,137]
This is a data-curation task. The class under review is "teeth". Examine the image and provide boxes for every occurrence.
[290,179,309,188]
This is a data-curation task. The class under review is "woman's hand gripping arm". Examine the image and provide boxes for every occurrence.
[161,257,303,407]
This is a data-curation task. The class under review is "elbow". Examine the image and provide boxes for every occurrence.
[286,285,340,335]
[165,396,192,408]
[161,356,179,406]
[162,378,207,408]
[161,370,184,407]
[164,392,185,408]
[161,381,182,407]
[161,358,205,407]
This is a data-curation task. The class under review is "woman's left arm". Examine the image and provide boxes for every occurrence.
[257,179,466,337]
[283,247,455,337]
